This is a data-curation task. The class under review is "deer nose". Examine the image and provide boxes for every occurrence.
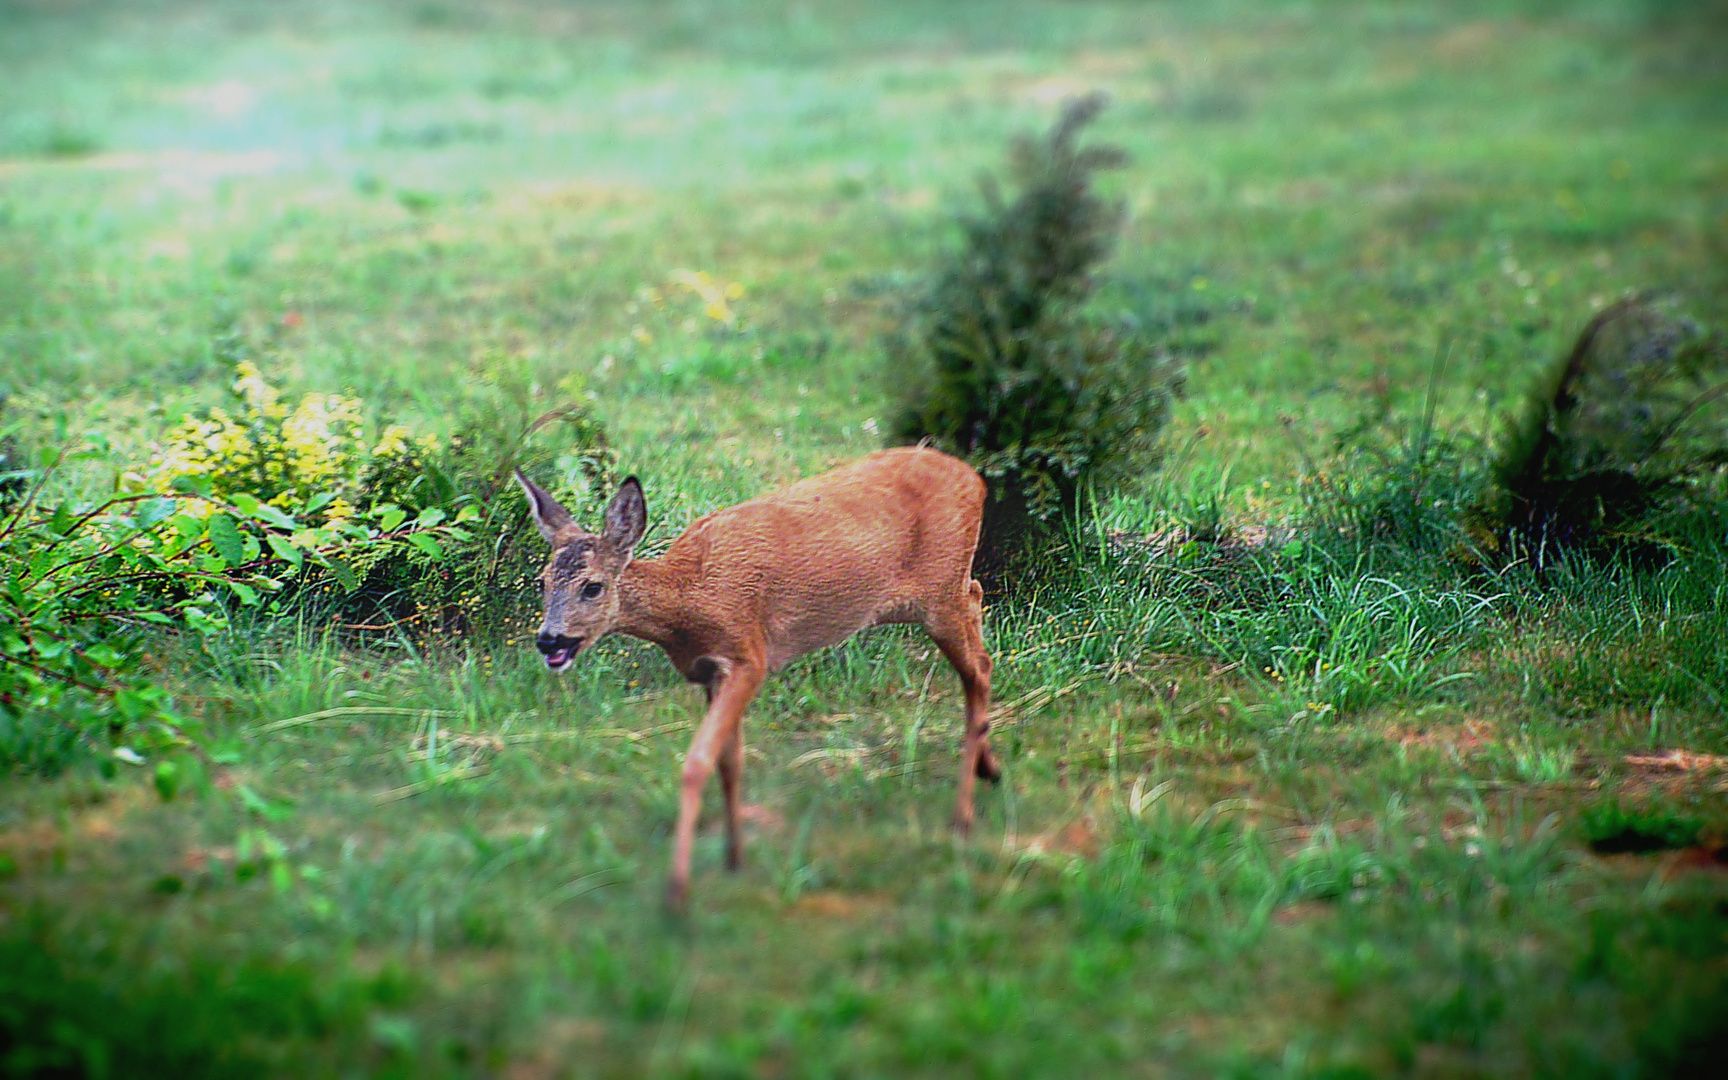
[536,632,583,656]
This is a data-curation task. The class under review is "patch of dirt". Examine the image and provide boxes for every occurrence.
[1618,748,1728,799]
[505,1017,610,1080]
[1385,719,1499,759]
[1272,901,1334,926]
[1110,525,1297,558]
[1662,844,1728,880]
[789,891,891,920]
[1434,20,1506,63]
[1018,816,1101,859]
[0,821,62,867]
[737,804,785,832]
[73,785,148,843]
[1623,749,1728,773]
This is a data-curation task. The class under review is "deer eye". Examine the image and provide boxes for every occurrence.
[580,581,605,600]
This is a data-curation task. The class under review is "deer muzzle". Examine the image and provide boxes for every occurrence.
[535,631,585,671]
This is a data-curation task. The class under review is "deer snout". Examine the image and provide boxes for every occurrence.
[535,631,585,671]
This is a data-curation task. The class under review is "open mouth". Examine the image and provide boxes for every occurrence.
[537,635,585,671]
[544,645,577,670]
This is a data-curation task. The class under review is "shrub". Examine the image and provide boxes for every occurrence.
[367,359,615,636]
[147,351,612,637]
[1482,298,1728,559]
[1,422,455,780]
[888,94,1185,582]
[150,359,416,524]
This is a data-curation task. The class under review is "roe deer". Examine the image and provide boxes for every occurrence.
[515,446,1000,908]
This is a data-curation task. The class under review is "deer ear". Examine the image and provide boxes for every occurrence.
[602,476,647,555]
[514,469,573,545]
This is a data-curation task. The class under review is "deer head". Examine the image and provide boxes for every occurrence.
[514,471,647,671]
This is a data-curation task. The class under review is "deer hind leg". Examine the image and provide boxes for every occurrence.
[717,724,745,871]
[923,577,997,835]
[668,661,764,910]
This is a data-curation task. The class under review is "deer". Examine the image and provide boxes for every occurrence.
[514,446,1001,909]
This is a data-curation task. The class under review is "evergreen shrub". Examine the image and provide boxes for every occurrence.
[888,93,1185,581]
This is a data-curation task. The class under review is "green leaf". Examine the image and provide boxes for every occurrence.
[206,513,244,567]
[182,606,225,634]
[227,579,259,606]
[415,507,446,528]
[266,533,304,568]
[49,504,74,537]
[238,785,295,822]
[233,492,297,530]
[133,497,177,531]
[378,507,407,533]
[154,759,180,801]
[171,474,214,499]
[253,502,298,530]
[327,557,359,593]
[86,644,126,670]
[405,532,444,561]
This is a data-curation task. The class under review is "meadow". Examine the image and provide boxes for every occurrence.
[2,0,1727,1075]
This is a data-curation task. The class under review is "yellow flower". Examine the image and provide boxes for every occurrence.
[373,424,413,459]
[234,360,285,420]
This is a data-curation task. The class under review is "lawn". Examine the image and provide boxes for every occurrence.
[2,0,1727,1076]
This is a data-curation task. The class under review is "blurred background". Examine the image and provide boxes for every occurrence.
[5,0,1725,495]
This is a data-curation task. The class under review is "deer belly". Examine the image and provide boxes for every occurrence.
[763,605,885,670]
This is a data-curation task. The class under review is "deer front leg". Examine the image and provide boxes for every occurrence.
[667,661,764,910]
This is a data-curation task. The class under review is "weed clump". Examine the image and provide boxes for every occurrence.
[1582,800,1704,854]
[888,94,1185,583]
[1483,298,1728,558]
[1301,351,1488,559]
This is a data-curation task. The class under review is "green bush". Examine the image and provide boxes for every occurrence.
[145,348,611,638]
[359,358,614,637]
[1,409,461,779]
[888,94,1185,580]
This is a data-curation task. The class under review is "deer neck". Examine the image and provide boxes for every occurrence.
[613,555,688,652]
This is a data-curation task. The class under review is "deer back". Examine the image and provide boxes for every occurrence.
[641,447,985,671]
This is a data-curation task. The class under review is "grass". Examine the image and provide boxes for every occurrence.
[3,0,1728,1075]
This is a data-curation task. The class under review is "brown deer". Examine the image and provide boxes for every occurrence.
[515,446,1000,908]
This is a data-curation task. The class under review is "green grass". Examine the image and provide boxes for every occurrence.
[4,0,1728,1076]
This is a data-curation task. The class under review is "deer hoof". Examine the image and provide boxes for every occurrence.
[975,750,1003,784]
[664,879,689,912]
